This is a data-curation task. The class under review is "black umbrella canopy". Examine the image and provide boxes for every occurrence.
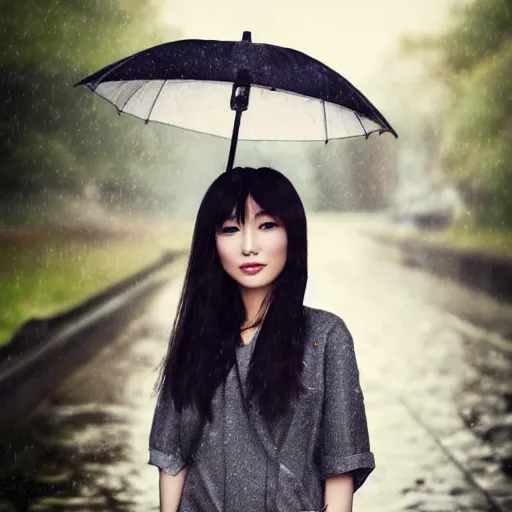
[75,31,398,171]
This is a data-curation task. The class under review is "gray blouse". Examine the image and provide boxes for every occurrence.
[148,306,375,511]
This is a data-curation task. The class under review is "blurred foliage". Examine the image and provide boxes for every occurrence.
[0,227,192,345]
[0,0,181,212]
[402,0,512,227]
[2,0,165,72]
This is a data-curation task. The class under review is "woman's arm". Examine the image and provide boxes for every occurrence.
[324,473,354,512]
[159,466,188,512]
[317,318,375,495]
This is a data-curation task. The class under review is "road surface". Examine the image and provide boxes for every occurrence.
[1,213,511,511]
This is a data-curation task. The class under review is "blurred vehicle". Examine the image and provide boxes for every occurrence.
[391,184,462,230]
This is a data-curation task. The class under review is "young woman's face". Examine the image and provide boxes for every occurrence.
[215,195,288,291]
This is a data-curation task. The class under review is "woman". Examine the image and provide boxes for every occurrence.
[149,167,375,511]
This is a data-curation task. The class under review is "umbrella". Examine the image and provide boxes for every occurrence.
[75,31,398,172]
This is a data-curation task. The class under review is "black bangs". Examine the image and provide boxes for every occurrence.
[211,174,249,232]
[212,167,293,232]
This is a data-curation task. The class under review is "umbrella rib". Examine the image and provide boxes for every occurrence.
[97,80,126,104]
[145,80,166,124]
[91,54,137,89]
[354,112,369,139]
[120,81,147,112]
[321,101,328,143]
[350,85,397,137]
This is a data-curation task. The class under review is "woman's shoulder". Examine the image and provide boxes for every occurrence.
[302,305,350,337]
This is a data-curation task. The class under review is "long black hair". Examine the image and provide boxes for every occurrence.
[154,167,308,423]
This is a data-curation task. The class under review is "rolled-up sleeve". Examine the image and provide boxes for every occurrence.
[318,317,375,492]
[148,390,187,476]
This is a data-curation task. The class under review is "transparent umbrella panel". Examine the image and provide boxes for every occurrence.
[93,79,384,142]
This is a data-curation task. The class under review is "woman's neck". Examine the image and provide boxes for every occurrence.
[239,285,270,329]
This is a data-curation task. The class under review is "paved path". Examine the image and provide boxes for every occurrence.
[306,214,512,512]
[1,213,511,511]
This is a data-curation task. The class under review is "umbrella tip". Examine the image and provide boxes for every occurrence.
[242,31,252,42]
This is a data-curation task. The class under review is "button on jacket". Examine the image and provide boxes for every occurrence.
[149,306,375,511]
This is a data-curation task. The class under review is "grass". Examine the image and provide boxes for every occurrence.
[0,223,192,346]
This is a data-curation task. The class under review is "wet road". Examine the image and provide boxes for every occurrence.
[1,213,512,511]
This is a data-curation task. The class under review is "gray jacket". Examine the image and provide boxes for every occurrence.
[149,306,375,511]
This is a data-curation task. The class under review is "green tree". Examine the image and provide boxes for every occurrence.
[402,0,512,226]
[0,0,180,208]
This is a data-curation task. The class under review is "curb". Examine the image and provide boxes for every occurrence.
[399,239,512,303]
[368,231,512,303]
[0,250,187,428]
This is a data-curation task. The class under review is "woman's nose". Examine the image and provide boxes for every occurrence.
[241,226,258,255]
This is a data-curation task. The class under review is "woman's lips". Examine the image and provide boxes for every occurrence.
[240,264,265,275]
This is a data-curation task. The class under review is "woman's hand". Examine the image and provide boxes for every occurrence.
[324,472,354,512]
[159,466,188,512]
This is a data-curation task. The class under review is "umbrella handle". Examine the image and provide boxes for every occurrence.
[226,80,249,172]
[225,32,252,172]
[226,109,243,172]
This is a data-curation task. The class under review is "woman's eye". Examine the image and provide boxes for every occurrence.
[220,226,238,234]
[260,222,278,230]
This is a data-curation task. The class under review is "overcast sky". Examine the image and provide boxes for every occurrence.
[161,0,459,89]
